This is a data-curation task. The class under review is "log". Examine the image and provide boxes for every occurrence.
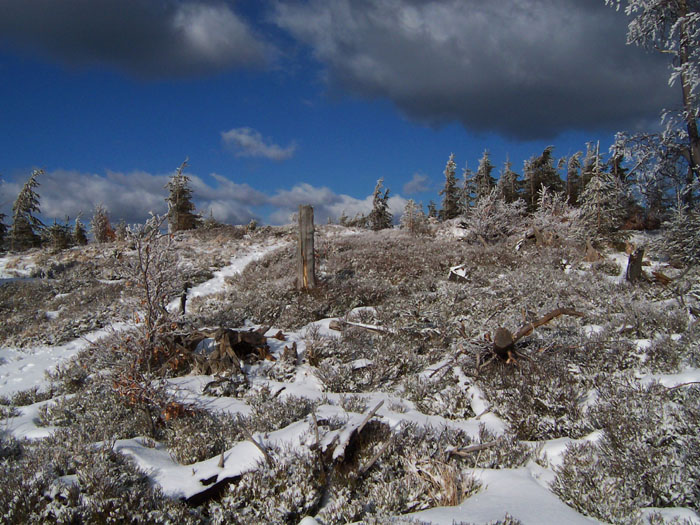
[297,205,316,290]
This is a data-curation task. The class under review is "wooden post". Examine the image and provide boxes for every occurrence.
[626,247,645,283]
[297,205,316,290]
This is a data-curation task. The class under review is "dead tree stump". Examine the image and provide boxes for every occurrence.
[297,205,316,290]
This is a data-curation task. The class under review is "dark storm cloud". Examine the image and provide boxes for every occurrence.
[0,0,269,76]
[272,0,677,139]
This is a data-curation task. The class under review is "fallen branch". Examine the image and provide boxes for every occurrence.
[240,425,274,467]
[493,307,584,360]
[357,400,384,435]
[447,441,497,458]
[359,433,396,476]
[665,381,700,392]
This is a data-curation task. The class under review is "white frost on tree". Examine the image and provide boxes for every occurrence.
[166,158,199,233]
[368,178,392,231]
[439,153,460,221]
[10,169,44,251]
[90,203,115,243]
[608,0,700,194]
[400,199,428,235]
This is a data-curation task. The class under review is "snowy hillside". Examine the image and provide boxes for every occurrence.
[1,224,699,524]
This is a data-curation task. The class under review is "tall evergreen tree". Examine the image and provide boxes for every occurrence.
[439,153,460,221]
[166,159,198,233]
[496,157,521,203]
[91,204,115,243]
[581,142,603,190]
[460,163,476,213]
[0,213,6,249]
[522,146,563,211]
[474,150,496,202]
[561,152,583,205]
[579,169,630,246]
[400,199,428,235]
[44,218,73,252]
[427,200,438,219]
[368,178,392,230]
[74,214,88,246]
[10,169,43,251]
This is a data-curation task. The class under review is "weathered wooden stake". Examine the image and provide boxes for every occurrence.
[626,247,645,283]
[297,205,316,290]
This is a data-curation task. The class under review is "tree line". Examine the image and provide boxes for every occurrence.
[0,160,200,253]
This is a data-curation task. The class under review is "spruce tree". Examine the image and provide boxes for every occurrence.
[578,170,629,247]
[400,199,428,235]
[581,142,602,190]
[496,158,521,203]
[368,178,392,230]
[44,218,73,252]
[562,152,583,205]
[439,153,460,221]
[427,201,438,219]
[91,204,115,243]
[74,214,88,246]
[474,150,496,202]
[166,159,198,233]
[10,169,44,251]
[0,213,6,249]
[522,146,563,211]
[460,163,476,213]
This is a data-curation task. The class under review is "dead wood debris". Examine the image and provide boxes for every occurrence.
[487,307,584,365]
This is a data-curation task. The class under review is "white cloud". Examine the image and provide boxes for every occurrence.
[266,183,408,225]
[403,172,431,194]
[221,128,297,161]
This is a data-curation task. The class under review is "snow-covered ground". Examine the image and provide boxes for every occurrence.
[2,232,700,525]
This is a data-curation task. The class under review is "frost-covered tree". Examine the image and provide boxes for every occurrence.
[608,0,700,187]
[658,198,700,264]
[10,169,43,251]
[439,153,460,220]
[368,178,392,230]
[427,200,438,219]
[560,152,583,205]
[460,163,476,213]
[496,157,521,204]
[474,150,496,202]
[166,159,198,233]
[400,199,428,235]
[91,204,115,243]
[44,218,73,252]
[0,213,7,249]
[74,214,88,246]
[578,170,630,246]
[522,146,562,211]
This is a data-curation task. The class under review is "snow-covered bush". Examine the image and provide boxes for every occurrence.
[210,447,324,524]
[402,371,476,420]
[461,188,526,243]
[39,377,167,441]
[244,387,319,433]
[164,409,243,464]
[531,186,582,244]
[0,431,200,524]
[553,381,700,523]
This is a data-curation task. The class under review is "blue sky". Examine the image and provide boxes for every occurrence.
[0,0,676,225]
